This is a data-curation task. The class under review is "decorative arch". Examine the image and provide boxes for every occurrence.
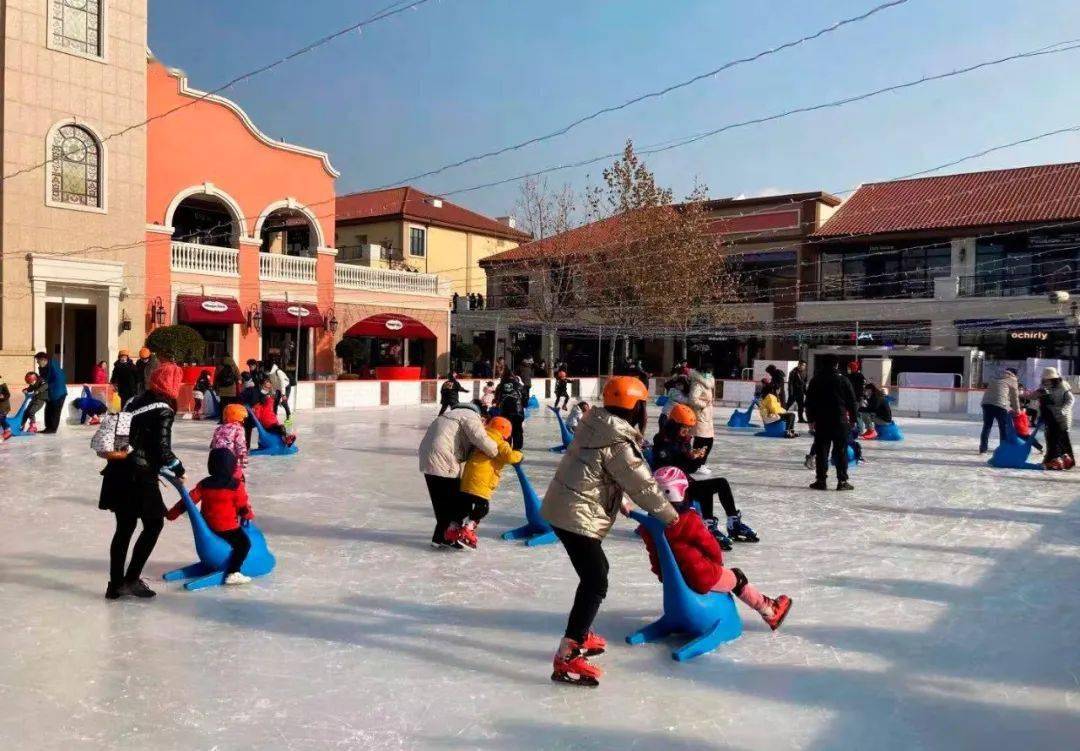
[254,198,327,251]
[44,118,107,213]
[163,182,249,238]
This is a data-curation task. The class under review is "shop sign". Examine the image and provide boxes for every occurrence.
[201,300,229,314]
[385,319,404,332]
[1009,330,1049,341]
[287,305,311,318]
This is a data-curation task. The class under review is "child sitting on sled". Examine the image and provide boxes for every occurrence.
[252,378,296,447]
[444,416,523,550]
[632,466,792,630]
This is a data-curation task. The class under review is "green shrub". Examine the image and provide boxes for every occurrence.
[146,325,206,362]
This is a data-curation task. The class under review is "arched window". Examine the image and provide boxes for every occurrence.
[50,0,103,57]
[50,124,101,208]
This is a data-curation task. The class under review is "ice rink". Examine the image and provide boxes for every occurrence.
[0,405,1078,750]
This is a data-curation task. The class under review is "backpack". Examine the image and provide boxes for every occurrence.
[91,402,168,460]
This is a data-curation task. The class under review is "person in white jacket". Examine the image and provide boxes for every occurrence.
[418,403,499,548]
[267,360,292,422]
[688,363,717,468]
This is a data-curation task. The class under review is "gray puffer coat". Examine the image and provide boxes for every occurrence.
[541,407,676,540]
[418,405,499,479]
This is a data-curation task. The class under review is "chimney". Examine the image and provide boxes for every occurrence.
[496,216,517,229]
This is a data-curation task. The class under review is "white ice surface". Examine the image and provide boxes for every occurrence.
[0,407,1078,750]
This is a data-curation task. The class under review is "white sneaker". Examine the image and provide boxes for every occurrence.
[224,572,251,585]
[691,466,712,478]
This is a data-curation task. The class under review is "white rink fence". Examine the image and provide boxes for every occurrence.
[36,376,1080,436]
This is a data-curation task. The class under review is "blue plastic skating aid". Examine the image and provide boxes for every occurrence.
[754,419,789,438]
[159,471,276,590]
[245,405,298,456]
[501,462,557,546]
[988,419,1043,470]
[547,405,574,453]
[523,394,541,420]
[72,386,106,424]
[3,396,36,438]
[625,510,742,661]
[655,394,669,407]
[875,422,904,441]
[726,400,759,429]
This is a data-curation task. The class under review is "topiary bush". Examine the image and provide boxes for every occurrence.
[146,325,206,363]
[335,337,366,373]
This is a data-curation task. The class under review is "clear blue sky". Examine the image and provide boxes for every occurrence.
[148,0,1080,219]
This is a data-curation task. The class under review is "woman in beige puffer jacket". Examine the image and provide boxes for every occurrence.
[688,366,716,463]
[541,376,677,685]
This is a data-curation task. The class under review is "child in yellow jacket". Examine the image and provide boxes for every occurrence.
[446,416,523,550]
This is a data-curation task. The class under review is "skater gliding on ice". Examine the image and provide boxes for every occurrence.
[542,376,679,687]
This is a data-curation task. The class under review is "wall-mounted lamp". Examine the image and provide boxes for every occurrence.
[121,309,132,332]
[150,296,167,326]
[324,307,338,334]
[247,303,262,334]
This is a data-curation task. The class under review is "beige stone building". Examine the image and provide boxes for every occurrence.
[1,0,148,383]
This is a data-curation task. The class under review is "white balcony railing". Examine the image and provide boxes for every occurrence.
[335,263,441,295]
[260,252,317,283]
[170,241,239,277]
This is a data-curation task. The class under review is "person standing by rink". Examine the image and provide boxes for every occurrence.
[687,361,717,469]
[542,376,678,687]
[786,360,808,423]
[439,371,468,416]
[35,351,67,434]
[806,355,857,492]
[110,350,139,407]
[1037,367,1074,470]
[980,368,1020,454]
[495,373,526,450]
[418,402,499,549]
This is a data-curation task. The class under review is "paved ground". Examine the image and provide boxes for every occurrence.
[0,406,1077,750]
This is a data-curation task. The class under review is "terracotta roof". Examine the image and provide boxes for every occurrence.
[480,210,669,266]
[336,186,532,242]
[813,162,1080,238]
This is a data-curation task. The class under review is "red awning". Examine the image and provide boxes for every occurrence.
[176,295,245,325]
[261,301,324,329]
[345,313,437,340]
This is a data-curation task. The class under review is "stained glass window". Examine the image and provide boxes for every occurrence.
[50,125,101,208]
[51,0,102,57]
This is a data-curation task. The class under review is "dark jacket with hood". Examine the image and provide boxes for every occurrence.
[110,359,139,399]
[806,369,858,436]
[99,389,183,515]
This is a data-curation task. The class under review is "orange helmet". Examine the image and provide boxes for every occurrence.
[488,416,513,440]
[139,347,151,359]
[223,403,248,424]
[669,403,697,427]
[602,376,650,410]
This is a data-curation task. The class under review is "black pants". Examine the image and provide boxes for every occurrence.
[217,527,252,574]
[509,414,524,450]
[554,527,609,643]
[244,416,255,448]
[42,396,66,432]
[687,476,737,520]
[438,402,453,416]
[555,393,569,410]
[425,474,461,544]
[692,436,714,463]
[813,431,849,484]
[274,390,291,420]
[21,400,44,429]
[457,492,490,525]
[786,394,806,422]
[110,509,164,584]
[1044,419,1074,462]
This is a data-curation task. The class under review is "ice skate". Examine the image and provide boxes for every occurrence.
[705,517,733,551]
[804,454,814,470]
[727,512,759,543]
[1063,455,1075,470]
[836,481,855,491]
[89,416,101,426]
[284,434,297,447]
[693,465,712,477]
[809,480,828,490]
[860,429,878,440]
[457,523,479,550]
[122,579,156,598]
[27,422,38,433]
[224,572,252,585]
[1045,457,1065,470]
[2,428,11,441]
[104,582,124,600]
[762,595,792,631]
[551,643,602,687]
[582,631,607,656]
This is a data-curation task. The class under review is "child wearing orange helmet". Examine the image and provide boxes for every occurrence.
[210,402,250,481]
[541,375,679,686]
[21,372,47,432]
[446,416,524,549]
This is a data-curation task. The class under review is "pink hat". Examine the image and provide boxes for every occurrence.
[653,466,689,504]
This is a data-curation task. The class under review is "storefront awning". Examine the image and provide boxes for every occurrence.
[261,301,324,329]
[176,295,245,325]
[345,313,437,340]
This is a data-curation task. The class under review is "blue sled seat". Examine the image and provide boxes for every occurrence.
[625,510,741,661]
[501,463,557,547]
[3,396,36,438]
[244,405,298,456]
[875,422,904,441]
[988,419,1043,470]
[727,400,758,429]
[655,394,669,407]
[547,405,574,453]
[159,471,276,590]
[755,419,788,438]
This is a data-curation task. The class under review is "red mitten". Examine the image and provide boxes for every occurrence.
[165,502,184,521]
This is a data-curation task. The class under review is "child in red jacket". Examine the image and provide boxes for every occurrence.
[166,447,255,585]
[635,466,792,630]
[252,378,296,446]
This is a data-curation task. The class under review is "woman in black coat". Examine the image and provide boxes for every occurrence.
[99,363,186,600]
[110,351,139,406]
